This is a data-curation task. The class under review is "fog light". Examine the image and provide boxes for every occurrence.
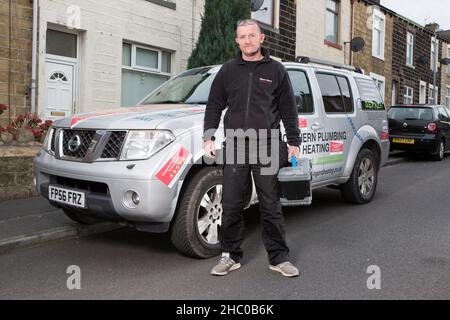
[132,192,140,205]
[123,189,141,209]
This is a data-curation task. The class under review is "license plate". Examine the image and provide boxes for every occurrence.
[48,185,86,208]
[393,138,415,144]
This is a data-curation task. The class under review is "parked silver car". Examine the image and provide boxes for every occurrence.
[34,58,389,258]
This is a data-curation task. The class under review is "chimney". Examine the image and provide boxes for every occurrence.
[425,22,440,33]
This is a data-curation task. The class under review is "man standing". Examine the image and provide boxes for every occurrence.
[203,19,301,277]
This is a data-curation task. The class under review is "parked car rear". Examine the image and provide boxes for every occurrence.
[388,105,450,161]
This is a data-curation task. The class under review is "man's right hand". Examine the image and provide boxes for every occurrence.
[204,140,216,158]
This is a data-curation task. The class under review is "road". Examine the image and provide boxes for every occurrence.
[1,153,449,299]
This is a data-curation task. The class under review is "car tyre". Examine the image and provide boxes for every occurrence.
[340,148,378,204]
[171,166,223,258]
[431,139,445,161]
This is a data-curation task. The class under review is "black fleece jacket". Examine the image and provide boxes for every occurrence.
[203,48,301,146]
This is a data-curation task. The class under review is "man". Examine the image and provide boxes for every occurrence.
[202,19,301,277]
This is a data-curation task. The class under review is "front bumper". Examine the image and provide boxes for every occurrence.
[33,146,183,225]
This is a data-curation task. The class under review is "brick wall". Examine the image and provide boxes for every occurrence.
[352,0,393,106]
[0,0,33,127]
[262,0,296,61]
[391,17,443,104]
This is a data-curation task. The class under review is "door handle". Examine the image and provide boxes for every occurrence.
[311,123,323,131]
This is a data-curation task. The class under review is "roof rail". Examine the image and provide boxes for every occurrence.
[296,56,363,74]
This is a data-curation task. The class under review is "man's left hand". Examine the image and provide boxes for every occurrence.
[288,146,300,162]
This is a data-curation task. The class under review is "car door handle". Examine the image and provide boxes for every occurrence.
[311,123,323,131]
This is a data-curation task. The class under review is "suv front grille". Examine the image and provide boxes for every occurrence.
[101,131,127,159]
[54,129,128,161]
[62,130,96,158]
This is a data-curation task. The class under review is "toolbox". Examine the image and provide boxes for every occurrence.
[278,156,312,206]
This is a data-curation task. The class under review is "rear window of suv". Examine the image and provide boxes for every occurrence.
[388,107,434,121]
[355,78,385,111]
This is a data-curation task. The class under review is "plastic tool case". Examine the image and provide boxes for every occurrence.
[278,157,312,206]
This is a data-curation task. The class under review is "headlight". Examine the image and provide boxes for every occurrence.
[120,130,175,160]
[43,127,55,154]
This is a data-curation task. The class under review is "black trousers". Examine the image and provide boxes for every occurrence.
[219,138,290,265]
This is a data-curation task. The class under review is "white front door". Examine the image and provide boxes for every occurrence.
[45,60,75,119]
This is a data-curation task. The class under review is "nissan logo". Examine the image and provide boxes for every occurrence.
[68,135,82,152]
[402,122,408,128]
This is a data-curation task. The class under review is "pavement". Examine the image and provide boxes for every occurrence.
[0,152,408,255]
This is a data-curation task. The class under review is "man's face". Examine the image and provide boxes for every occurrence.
[235,24,265,58]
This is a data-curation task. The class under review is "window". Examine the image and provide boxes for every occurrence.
[446,86,450,108]
[46,29,77,58]
[121,42,172,106]
[287,70,314,114]
[252,0,277,28]
[355,78,385,110]
[316,73,353,113]
[325,0,339,44]
[372,8,385,60]
[406,32,414,66]
[447,45,450,77]
[431,37,439,71]
[403,86,413,104]
[370,72,385,100]
[428,84,438,104]
[437,107,450,122]
[419,81,427,104]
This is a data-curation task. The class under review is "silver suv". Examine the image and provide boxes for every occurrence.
[34,58,390,258]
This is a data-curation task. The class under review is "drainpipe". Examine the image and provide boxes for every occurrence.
[31,0,38,114]
[349,0,355,65]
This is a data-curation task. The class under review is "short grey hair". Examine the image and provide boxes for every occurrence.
[236,19,262,33]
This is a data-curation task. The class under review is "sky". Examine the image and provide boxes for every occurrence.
[381,0,450,31]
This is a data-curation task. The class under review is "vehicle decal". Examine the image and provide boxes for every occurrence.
[155,146,192,188]
[362,100,385,110]
[70,107,144,127]
[311,154,345,165]
[132,109,205,122]
[345,114,364,143]
[298,118,308,129]
[330,141,344,155]
[300,131,347,155]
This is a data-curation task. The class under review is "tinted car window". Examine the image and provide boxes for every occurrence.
[355,78,385,110]
[388,107,433,120]
[287,70,314,114]
[316,73,353,113]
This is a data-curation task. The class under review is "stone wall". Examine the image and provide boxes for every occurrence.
[0,146,41,201]
[0,0,33,127]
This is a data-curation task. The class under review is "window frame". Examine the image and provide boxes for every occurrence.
[251,0,279,29]
[428,84,439,105]
[430,36,439,71]
[325,0,340,45]
[369,72,385,101]
[406,32,414,67]
[403,86,414,104]
[445,86,450,108]
[122,42,171,77]
[316,72,354,114]
[447,44,450,77]
[372,8,386,60]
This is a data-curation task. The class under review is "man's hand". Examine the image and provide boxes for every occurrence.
[288,146,300,162]
[204,140,216,158]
